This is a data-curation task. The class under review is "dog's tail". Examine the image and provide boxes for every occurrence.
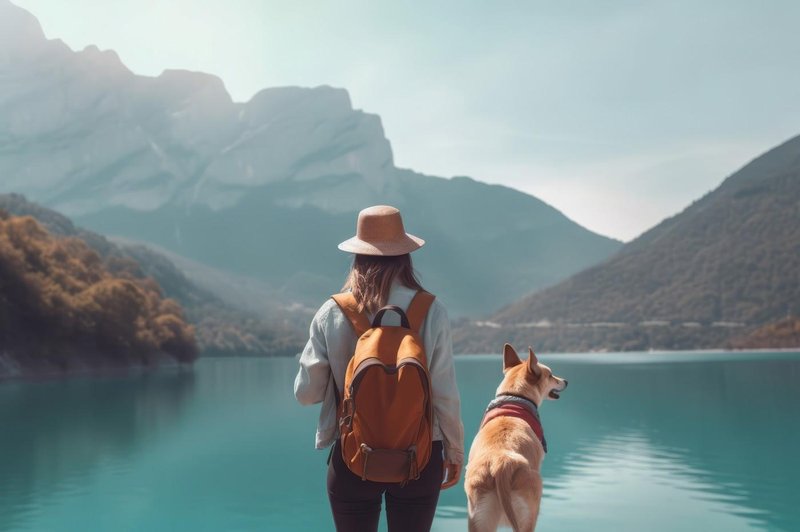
[494,461,522,532]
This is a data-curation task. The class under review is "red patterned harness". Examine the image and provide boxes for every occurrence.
[480,395,548,453]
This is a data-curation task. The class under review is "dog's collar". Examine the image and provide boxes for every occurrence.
[494,392,540,408]
[482,393,547,453]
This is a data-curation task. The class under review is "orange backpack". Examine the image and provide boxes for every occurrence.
[331,290,436,484]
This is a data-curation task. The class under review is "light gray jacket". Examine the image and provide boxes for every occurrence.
[293,282,465,464]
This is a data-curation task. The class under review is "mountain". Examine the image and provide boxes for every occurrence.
[454,134,800,352]
[0,0,621,317]
[0,194,307,357]
[75,172,621,317]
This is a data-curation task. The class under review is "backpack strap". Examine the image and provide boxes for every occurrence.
[406,291,436,332]
[331,292,371,337]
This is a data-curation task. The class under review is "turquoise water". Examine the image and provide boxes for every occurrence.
[1,351,799,531]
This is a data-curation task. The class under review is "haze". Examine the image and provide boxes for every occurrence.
[14,0,800,240]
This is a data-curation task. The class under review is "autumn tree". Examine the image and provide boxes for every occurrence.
[0,211,197,365]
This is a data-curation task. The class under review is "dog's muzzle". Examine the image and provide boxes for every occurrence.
[549,379,568,399]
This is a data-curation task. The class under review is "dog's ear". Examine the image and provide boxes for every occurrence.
[503,343,521,371]
[527,346,542,378]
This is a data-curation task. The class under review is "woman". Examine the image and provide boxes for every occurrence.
[294,205,465,532]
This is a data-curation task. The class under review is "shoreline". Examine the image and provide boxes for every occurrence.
[502,346,800,356]
[456,347,800,357]
[229,346,800,359]
[0,352,194,383]
[4,347,798,383]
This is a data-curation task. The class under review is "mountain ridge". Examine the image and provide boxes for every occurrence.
[1,0,394,215]
[454,134,800,352]
[1,0,622,317]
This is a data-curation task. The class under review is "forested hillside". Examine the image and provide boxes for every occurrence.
[0,211,196,376]
[730,318,800,350]
[0,194,306,357]
[455,134,800,352]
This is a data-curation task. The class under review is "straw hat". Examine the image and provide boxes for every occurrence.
[337,205,425,256]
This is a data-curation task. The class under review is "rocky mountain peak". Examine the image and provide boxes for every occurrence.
[0,0,47,59]
[0,3,395,215]
[76,44,132,76]
[153,69,233,105]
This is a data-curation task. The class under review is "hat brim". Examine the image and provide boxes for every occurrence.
[337,233,425,256]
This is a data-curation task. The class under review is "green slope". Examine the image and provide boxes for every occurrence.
[455,134,800,352]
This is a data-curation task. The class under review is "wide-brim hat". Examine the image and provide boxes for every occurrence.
[338,205,425,256]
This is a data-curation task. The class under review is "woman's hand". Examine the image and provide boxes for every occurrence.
[441,460,462,490]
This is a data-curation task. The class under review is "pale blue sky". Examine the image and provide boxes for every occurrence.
[13,0,800,240]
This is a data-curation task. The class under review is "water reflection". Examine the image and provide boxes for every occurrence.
[0,369,197,530]
[1,353,798,532]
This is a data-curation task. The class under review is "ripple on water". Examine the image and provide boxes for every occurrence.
[539,429,784,531]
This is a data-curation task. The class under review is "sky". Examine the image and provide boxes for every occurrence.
[13,0,800,241]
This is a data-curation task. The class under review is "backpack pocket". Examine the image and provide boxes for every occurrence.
[359,443,418,484]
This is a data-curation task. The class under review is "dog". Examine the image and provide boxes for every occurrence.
[465,343,568,532]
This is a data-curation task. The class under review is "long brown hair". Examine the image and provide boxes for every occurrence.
[342,254,424,314]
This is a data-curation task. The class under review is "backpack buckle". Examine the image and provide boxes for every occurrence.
[339,398,355,429]
[360,444,373,481]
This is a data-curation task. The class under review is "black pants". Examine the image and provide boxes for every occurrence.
[327,440,444,532]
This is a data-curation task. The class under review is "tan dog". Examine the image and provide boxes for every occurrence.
[465,344,568,532]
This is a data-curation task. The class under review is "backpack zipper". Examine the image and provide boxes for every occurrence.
[347,358,433,439]
[349,357,429,398]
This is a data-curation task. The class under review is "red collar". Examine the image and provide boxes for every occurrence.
[480,402,548,453]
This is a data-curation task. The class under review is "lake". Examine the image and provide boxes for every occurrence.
[1,351,799,531]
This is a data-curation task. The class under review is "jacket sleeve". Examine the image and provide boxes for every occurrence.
[427,303,465,464]
[294,303,332,406]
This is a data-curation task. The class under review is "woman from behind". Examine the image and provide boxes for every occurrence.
[294,205,465,532]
